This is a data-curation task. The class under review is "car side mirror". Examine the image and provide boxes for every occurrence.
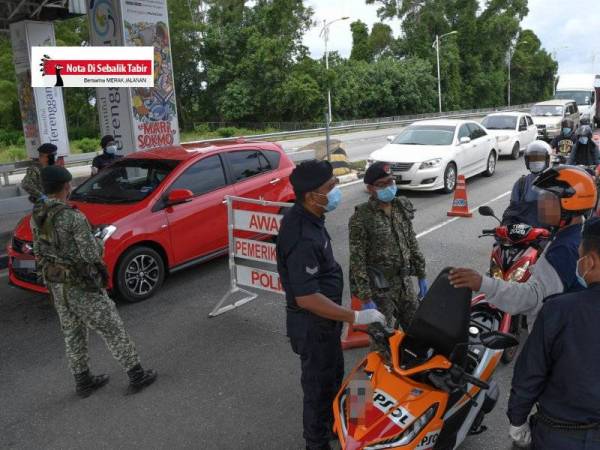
[166,189,193,206]
[386,135,396,143]
[479,331,519,350]
[460,136,471,144]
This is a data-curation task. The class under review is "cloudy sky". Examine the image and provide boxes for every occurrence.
[303,0,600,75]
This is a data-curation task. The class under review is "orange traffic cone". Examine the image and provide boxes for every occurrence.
[447,175,472,218]
[341,295,370,350]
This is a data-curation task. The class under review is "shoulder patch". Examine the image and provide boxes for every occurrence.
[305,265,319,275]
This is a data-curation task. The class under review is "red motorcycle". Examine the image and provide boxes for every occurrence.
[473,206,551,363]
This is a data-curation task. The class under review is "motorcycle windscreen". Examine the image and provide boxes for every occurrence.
[537,190,562,227]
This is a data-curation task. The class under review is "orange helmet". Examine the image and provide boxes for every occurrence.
[534,166,598,221]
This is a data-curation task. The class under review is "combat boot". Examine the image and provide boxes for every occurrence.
[126,364,157,395]
[74,370,110,398]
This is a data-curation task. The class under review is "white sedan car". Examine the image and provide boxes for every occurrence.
[367,119,497,193]
[481,112,537,159]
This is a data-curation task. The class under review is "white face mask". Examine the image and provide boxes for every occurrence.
[529,161,546,174]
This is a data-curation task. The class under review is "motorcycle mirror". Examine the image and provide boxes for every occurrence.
[478,206,501,223]
[479,331,519,350]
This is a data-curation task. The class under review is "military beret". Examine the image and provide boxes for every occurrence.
[37,143,57,154]
[364,161,392,185]
[100,135,115,148]
[290,159,333,193]
[582,217,600,239]
[41,166,72,185]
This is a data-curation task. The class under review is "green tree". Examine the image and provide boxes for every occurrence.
[369,22,395,59]
[350,20,372,62]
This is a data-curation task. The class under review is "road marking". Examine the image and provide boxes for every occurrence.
[416,190,511,240]
[339,179,364,188]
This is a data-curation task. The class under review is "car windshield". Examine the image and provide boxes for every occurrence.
[555,90,591,105]
[531,105,564,116]
[482,115,517,130]
[70,159,180,204]
[393,125,455,146]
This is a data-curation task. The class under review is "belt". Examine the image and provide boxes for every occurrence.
[380,266,411,280]
[534,411,600,432]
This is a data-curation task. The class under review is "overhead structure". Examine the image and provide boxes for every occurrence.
[0,0,86,34]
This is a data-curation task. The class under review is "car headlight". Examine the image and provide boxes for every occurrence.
[94,224,117,243]
[419,158,442,170]
[364,403,439,450]
[508,261,530,282]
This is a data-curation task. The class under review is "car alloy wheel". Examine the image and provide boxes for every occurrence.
[443,164,457,193]
[116,246,165,302]
[483,152,496,177]
[511,142,520,160]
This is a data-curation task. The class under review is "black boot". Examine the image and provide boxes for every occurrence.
[126,364,157,395]
[74,370,109,398]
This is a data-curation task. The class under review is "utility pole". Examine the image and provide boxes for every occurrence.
[432,31,457,113]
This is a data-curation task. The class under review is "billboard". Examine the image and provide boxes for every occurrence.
[10,21,70,158]
[87,0,179,154]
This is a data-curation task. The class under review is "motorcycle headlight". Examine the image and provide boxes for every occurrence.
[364,403,439,450]
[419,158,442,170]
[94,224,117,243]
[489,263,503,280]
[508,261,530,282]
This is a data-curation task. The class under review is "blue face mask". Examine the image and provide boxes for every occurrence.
[579,137,589,145]
[105,145,117,155]
[562,127,572,135]
[576,256,590,288]
[376,183,397,203]
[317,186,342,212]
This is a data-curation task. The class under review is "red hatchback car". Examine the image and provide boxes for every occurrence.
[8,140,295,302]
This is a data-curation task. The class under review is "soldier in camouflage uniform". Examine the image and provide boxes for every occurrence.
[31,165,157,397]
[349,162,428,331]
[21,143,57,204]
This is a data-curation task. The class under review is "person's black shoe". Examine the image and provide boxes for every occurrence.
[74,370,109,398]
[126,364,157,395]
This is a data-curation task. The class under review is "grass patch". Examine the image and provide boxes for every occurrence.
[349,160,366,172]
[0,138,102,163]
[180,126,279,142]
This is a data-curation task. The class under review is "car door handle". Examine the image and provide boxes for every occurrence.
[269,178,281,185]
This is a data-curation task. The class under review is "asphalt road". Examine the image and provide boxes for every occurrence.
[1,155,527,450]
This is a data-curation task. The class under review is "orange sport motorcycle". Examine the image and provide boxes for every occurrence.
[333,268,518,450]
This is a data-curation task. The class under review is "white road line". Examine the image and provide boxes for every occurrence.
[339,179,364,188]
[416,190,511,239]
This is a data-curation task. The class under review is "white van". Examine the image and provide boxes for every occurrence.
[554,73,600,127]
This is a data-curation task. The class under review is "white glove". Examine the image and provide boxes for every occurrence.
[509,422,531,448]
[354,309,386,326]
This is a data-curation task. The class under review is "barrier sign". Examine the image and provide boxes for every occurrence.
[233,210,282,235]
[210,195,292,317]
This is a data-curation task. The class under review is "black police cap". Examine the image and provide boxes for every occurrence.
[100,135,115,148]
[364,161,392,185]
[582,217,600,239]
[41,166,72,185]
[37,143,57,154]
[290,159,333,193]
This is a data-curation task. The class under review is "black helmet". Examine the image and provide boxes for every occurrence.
[524,140,551,173]
[561,118,574,130]
[576,125,593,138]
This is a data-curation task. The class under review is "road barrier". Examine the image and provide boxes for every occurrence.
[209,195,292,317]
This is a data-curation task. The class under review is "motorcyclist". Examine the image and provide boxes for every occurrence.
[567,125,600,166]
[501,141,551,228]
[550,118,576,160]
[449,166,598,326]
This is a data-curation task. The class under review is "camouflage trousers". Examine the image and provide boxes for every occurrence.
[48,283,140,375]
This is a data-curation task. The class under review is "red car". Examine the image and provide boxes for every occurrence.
[8,140,295,302]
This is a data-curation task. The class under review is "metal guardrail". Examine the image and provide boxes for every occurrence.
[0,103,533,186]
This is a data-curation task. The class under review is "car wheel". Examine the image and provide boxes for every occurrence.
[483,151,496,177]
[116,246,165,303]
[510,142,520,160]
[442,163,457,193]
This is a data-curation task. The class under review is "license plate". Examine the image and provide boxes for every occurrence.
[12,258,36,270]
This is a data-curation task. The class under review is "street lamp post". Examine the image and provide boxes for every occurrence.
[432,31,458,113]
[551,46,568,96]
[507,40,528,107]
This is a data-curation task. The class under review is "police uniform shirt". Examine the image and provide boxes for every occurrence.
[276,203,344,311]
[508,282,600,426]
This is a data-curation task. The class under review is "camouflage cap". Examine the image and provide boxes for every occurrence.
[364,161,392,185]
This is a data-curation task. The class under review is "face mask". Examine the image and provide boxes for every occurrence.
[105,145,117,155]
[529,161,546,174]
[576,255,591,288]
[579,137,589,145]
[562,127,572,135]
[47,154,56,166]
[376,184,397,203]
[316,186,342,212]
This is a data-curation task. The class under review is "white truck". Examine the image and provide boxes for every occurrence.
[554,73,600,127]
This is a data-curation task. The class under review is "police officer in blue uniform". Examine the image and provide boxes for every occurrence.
[276,160,385,450]
[508,217,600,449]
[91,135,121,175]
